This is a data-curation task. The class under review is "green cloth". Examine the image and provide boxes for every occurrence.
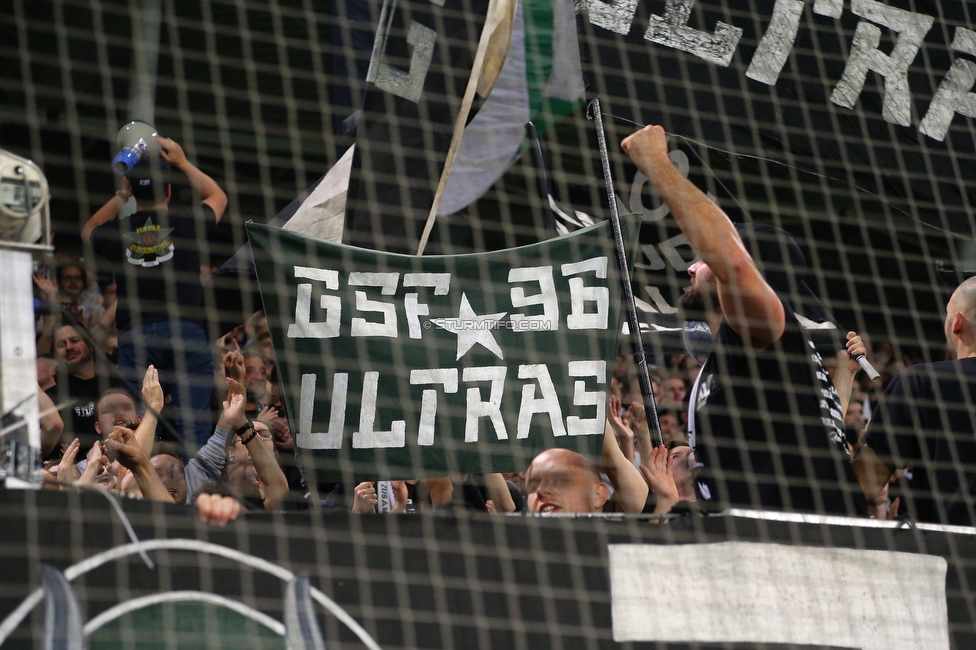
[248,216,640,482]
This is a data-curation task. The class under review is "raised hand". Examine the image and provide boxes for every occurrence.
[155,136,187,168]
[57,438,82,486]
[222,377,248,429]
[352,482,378,513]
[844,331,868,376]
[256,404,278,425]
[620,125,672,180]
[141,364,164,411]
[104,426,147,470]
[223,350,245,385]
[32,269,58,300]
[640,445,680,514]
[78,441,105,486]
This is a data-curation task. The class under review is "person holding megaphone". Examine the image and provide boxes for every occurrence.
[83,124,227,453]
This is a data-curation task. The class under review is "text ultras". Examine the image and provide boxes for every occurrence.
[286,258,612,450]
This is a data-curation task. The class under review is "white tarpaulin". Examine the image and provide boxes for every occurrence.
[609,541,948,649]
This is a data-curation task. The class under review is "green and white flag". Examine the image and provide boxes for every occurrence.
[247,216,640,482]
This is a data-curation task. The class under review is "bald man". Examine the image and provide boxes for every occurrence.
[525,448,609,514]
[853,276,976,525]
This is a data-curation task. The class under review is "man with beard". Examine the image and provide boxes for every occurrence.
[47,322,117,454]
[622,126,858,514]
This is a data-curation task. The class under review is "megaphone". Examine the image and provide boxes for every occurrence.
[0,148,49,247]
[112,121,160,175]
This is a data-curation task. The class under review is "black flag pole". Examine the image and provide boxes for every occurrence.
[589,98,664,448]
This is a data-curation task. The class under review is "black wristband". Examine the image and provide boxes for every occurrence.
[235,421,255,445]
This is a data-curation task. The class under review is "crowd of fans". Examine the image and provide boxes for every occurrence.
[30,252,921,526]
[27,132,975,528]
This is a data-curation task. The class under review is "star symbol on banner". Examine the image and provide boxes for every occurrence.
[431,293,508,361]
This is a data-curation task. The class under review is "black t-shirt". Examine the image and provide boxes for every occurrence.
[45,372,118,454]
[689,301,860,514]
[90,205,217,331]
[863,358,976,526]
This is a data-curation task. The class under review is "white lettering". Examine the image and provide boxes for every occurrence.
[830,0,935,126]
[410,368,458,446]
[746,0,804,85]
[509,266,559,330]
[517,364,567,439]
[583,0,639,36]
[644,0,743,67]
[297,372,347,450]
[403,273,450,339]
[374,20,435,103]
[462,366,509,442]
[349,272,399,338]
[287,267,341,339]
[920,28,976,141]
[562,257,610,330]
[353,371,406,448]
[566,360,607,436]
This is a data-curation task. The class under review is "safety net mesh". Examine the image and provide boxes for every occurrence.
[2,0,976,647]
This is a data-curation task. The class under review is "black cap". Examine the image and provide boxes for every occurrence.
[127,156,171,194]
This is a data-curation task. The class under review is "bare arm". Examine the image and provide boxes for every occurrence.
[77,442,105,487]
[224,378,287,510]
[133,365,163,458]
[830,332,866,430]
[33,270,59,356]
[622,126,784,348]
[601,421,649,514]
[640,445,680,515]
[37,389,63,458]
[483,473,516,513]
[105,426,174,503]
[851,437,895,504]
[156,137,227,222]
[82,184,131,245]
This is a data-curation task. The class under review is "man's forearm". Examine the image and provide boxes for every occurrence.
[651,163,752,285]
[133,410,160,458]
[851,439,894,503]
[83,191,128,244]
[244,436,288,510]
[37,390,63,458]
[602,424,649,513]
[131,461,174,502]
[177,161,226,222]
[483,473,516,513]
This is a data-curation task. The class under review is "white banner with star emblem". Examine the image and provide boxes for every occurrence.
[246,217,641,482]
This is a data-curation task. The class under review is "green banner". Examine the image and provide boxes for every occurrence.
[247,217,640,482]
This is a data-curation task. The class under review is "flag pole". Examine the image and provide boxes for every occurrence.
[415,0,517,256]
[589,98,664,448]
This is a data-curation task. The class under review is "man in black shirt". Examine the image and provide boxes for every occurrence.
[622,126,855,514]
[46,322,116,454]
[82,137,227,449]
[854,276,976,525]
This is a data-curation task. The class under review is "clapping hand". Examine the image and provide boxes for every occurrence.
[104,426,148,471]
[141,364,164,412]
[223,350,245,385]
[640,445,680,514]
[57,439,83,485]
